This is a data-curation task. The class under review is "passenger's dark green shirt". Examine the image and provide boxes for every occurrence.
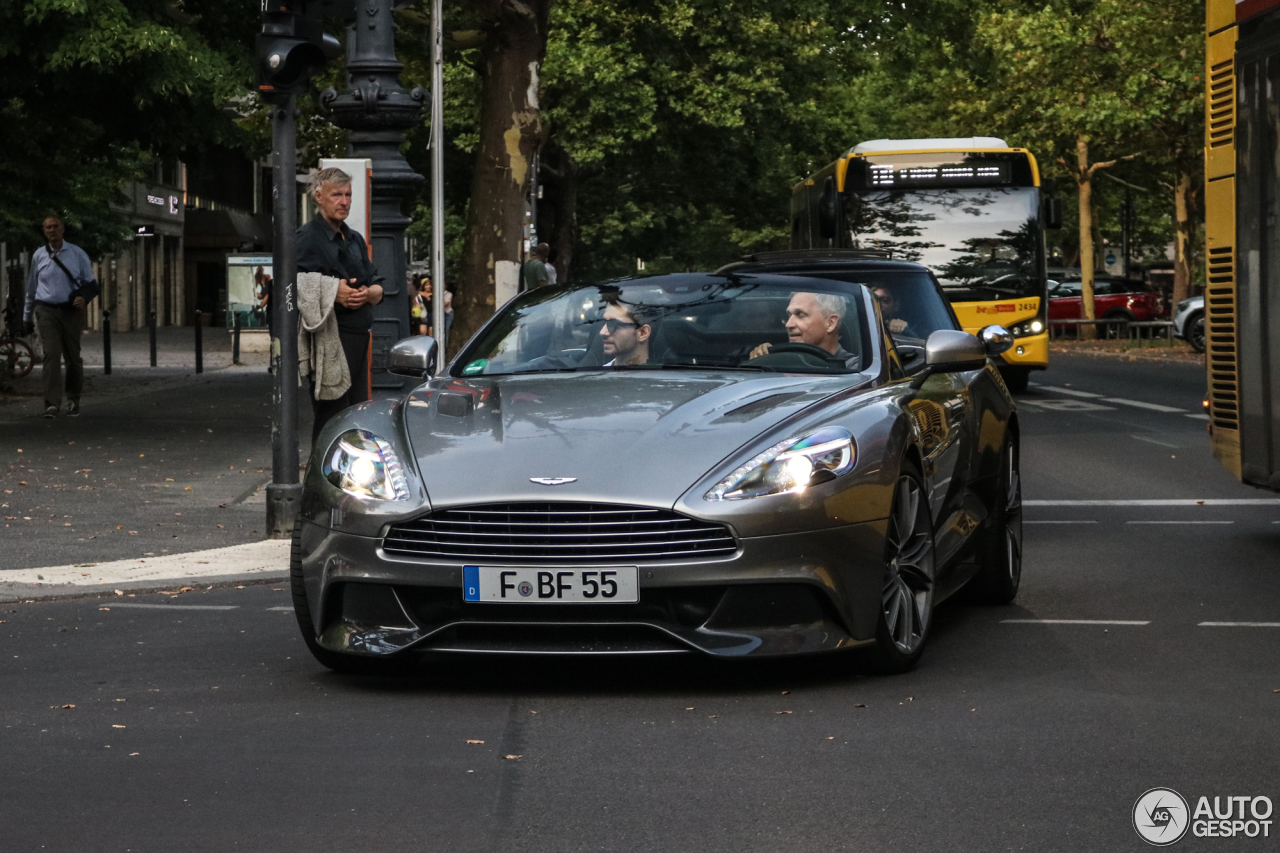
[296,216,385,333]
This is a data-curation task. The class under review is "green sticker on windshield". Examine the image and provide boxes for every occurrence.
[462,359,488,375]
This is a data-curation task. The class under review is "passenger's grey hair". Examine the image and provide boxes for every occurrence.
[799,291,845,321]
[311,167,352,197]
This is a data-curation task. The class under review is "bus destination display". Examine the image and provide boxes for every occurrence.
[863,160,1012,189]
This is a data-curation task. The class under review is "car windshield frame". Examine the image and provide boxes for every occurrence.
[448,277,876,378]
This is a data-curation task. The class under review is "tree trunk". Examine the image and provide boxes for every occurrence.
[549,148,579,283]
[1076,138,1097,341]
[1172,170,1193,306]
[452,0,552,352]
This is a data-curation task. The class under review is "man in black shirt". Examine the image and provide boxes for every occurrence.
[297,166,385,440]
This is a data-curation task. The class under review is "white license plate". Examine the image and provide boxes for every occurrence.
[463,566,638,603]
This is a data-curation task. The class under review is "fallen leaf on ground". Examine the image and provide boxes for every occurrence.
[776,711,792,715]
[504,754,523,760]
[62,704,75,709]
[781,690,790,695]
[854,704,866,709]
[112,725,126,729]
[113,590,123,596]
[685,707,695,711]
[129,752,139,756]
[827,736,835,740]
[98,608,110,612]
[465,739,485,744]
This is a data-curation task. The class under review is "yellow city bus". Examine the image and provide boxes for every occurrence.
[791,138,1058,392]
[1204,0,1280,491]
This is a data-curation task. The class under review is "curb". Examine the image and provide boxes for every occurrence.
[0,539,291,603]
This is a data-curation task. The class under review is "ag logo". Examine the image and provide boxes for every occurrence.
[1134,788,1190,846]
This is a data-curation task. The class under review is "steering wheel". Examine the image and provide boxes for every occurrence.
[760,342,843,361]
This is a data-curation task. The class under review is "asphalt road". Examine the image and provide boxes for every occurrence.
[3,353,1279,852]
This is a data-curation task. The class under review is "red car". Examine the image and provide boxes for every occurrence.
[1049,278,1166,325]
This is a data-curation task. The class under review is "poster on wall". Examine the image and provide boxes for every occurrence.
[226,254,273,330]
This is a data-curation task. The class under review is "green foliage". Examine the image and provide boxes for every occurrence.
[0,0,258,255]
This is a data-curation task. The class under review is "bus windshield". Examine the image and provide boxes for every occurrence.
[845,186,1042,302]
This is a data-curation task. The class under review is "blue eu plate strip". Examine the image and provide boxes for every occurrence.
[463,566,480,602]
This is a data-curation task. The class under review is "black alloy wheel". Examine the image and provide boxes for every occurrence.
[870,459,936,674]
[1187,313,1206,353]
[970,436,1023,605]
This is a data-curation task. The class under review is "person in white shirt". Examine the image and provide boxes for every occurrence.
[599,302,651,366]
[24,215,97,418]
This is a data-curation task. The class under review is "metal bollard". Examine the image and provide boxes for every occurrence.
[102,309,112,376]
[194,310,203,374]
[148,309,157,367]
[233,312,242,365]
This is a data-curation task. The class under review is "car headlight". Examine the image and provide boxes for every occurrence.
[322,429,410,501]
[705,427,855,501]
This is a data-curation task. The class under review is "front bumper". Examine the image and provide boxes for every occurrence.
[296,519,888,659]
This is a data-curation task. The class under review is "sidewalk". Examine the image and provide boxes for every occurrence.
[2,345,315,572]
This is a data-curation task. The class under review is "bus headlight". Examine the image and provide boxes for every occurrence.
[1009,319,1044,337]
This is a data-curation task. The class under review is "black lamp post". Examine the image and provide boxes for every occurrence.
[321,0,425,389]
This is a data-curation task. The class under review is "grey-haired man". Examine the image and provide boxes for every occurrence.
[24,215,97,418]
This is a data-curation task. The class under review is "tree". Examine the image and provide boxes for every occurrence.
[948,1,1203,334]
[0,1,259,256]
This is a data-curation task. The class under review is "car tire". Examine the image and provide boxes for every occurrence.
[869,458,937,675]
[1186,312,1205,353]
[969,435,1022,605]
[999,366,1030,394]
[1102,310,1134,339]
[290,521,412,675]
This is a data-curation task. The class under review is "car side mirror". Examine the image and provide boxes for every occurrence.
[388,336,438,378]
[818,175,839,240]
[1044,196,1063,230]
[910,330,987,389]
[979,324,1014,356]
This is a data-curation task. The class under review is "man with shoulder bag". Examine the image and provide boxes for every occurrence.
[24,214,99,418]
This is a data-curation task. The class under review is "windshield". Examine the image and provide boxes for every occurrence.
[453,277,872,377]
[845,187,1045,302]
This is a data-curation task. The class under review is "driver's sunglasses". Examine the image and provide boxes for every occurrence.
[601,318,639,333]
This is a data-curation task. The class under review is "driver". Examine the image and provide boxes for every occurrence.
[872,286,913,336]
[749,291,856,364]
[600,302,652,366]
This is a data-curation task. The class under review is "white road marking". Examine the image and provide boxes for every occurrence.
[1025,499,1280,506]
[1026,520,1097,524]
[1198,622,1280,628]
[1126,520,1235,525]
[98,603,240,611]
[1102,398,1187,413]
[1033,399,1116,412]
[1037,386,1105,399]
[1131,434,1179,448]
[1185,413,1211,421]
[267,606,293,611]
[1002,619,1151,625]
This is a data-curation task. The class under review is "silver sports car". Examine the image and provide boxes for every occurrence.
[292,263,1022,674]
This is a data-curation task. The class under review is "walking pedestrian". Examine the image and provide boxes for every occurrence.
[24,214,98,418]
[296,167,385,442]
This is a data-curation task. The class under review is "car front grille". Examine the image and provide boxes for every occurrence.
[383,502,738,563]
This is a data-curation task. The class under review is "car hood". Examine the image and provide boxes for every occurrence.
[404,371,855,509]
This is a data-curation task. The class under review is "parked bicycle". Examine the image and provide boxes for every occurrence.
[0,305,35,380]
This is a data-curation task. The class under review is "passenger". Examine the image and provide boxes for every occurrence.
[600,302,652,366]
[749,292,855,364]
[872,286,913,336]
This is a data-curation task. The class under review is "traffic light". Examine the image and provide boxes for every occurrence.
[257,1,344,99]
